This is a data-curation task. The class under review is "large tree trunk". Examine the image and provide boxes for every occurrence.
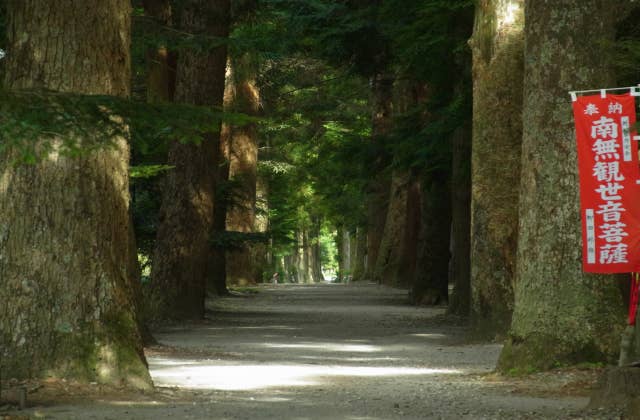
[374,171,410,287]
[588,298,640,414]
[348,230,358,282]
[149,0,230,320]
[209,60,234,296]
[397,178,422,287]
[376,82,427,288]
[468,0,524,336]
[136,0,175,344]
[351,227,367,281]
[225,55,261,286]
[295,230,307,283]
[411,172,452,305]
[363,73,393,281]
[498,0,625,371]
[340,229,352,281]
[310,220,324,283]
[302,229,313,283]
[143,0,176,103]
[589,5,640,414]
[250,174,270,283]
[448,124,472,316]
[0,0,151,387]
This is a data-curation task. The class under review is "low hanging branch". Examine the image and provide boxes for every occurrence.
[0,88,257,164]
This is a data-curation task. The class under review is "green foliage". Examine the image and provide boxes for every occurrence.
[130,164,174,179]
[131,2,229,55]
[131,179,163,257]
[0,1,5,84]
[319,224,339,272]
[505,366,539,377]
[1,0,476,281]
[381,0,473,81]
[235,0,473,270]
[0,89,253,163]
[262,0,391,76]
[615,7,640,86]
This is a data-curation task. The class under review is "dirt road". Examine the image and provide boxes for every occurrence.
[4,283,615,419]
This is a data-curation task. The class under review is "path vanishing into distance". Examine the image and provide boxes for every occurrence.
[12,283,615,419]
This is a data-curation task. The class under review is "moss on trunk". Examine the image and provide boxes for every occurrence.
[0,0,151,388]
[498,0,625,371]
[469,0,524,337]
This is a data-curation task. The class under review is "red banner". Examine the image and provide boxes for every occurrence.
[573,93,640,273]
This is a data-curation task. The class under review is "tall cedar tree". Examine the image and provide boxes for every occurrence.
[225,54,262,286]
[144,0,176,103]
[363,72,393,281]
[373,82,424,288]
[0,0,152,387]
[469,0,523,336]
[499,0,626,371]
[149,0,230,319]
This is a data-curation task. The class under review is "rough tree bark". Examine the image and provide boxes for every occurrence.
[209,59,234,296]
[310,219,324,283]
[340,229,352,281]
[374,171,410,287]
[0,0,151,387]
[351,227,367,281]
[348,230,358,282]
[225,55,261,286]
[498,0,625,371]
[468,0,524,336]
[303,229,312,283]
[588,295,640,413]
[294,230,307,283]
[397,178,422,288]
[375,82,428,288]
[150,0,230,320]
[448,124,472,316]
[135,0,175,345]
[411,172,452,305]
[143,0,176,103]
[363,73,393,281]
[251,174,270,282]
[589,6,640,409]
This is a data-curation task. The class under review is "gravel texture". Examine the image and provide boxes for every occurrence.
[2,283,623,419]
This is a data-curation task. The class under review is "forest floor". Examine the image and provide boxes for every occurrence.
[1,283,624,419]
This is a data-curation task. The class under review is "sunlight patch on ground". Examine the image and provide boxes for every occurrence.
[261,342,381,353]
[297,356,402,362]
[151,364,316,390]
[152,359,200,366]
[105,401,165,407]
[149,358,462,391]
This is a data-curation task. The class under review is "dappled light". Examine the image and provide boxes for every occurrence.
[261,342,381,353]
[2,0,635,418]
[149,359,462,391]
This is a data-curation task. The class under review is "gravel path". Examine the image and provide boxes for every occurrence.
[6,283,617,419]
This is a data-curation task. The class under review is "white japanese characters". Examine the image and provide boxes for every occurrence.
[586,101,630,265]
[585,103,600,116]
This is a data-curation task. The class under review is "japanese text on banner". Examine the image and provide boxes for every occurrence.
[573,93,640,273]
